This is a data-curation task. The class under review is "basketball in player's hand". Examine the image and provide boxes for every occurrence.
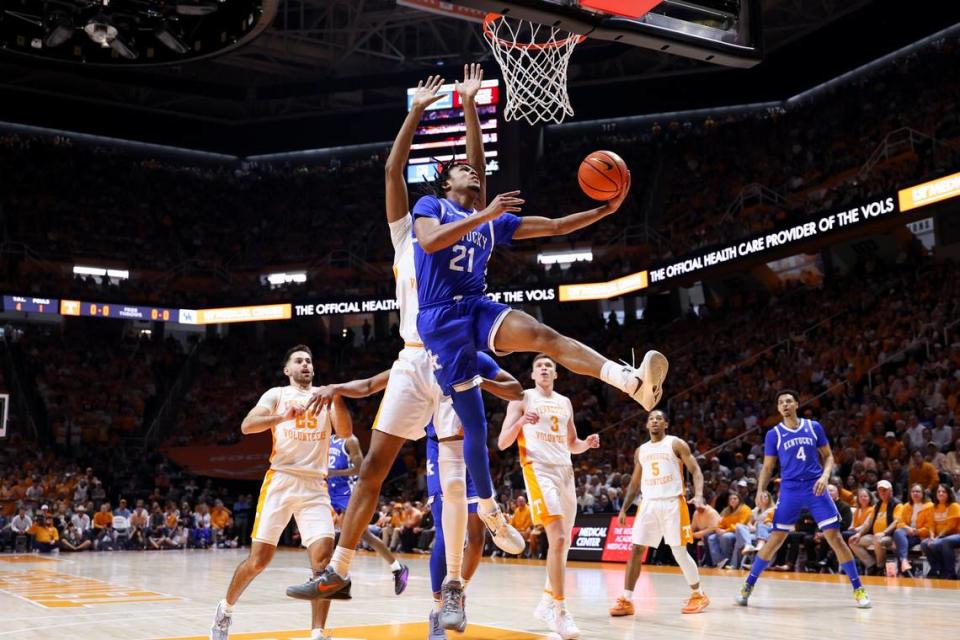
[578,150,628,201]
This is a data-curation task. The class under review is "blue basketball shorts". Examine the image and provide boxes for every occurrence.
[772,481,840,531]
[417,295,512,396]
[330,494,350,515]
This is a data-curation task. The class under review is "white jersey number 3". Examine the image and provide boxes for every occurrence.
[449,244,475,273]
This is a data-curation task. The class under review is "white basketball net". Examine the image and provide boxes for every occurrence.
[483,13,584,125]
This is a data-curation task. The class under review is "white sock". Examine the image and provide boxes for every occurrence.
[310,628,325,640]
[439,440,468,584]
[330,546,355,578]
[623,589,633,599]
[600,361,630,393]
[390,560,402,572]
[541,589,554,604]
[220,598,233,613]
[462,579,470,591]
[433,597,442,613]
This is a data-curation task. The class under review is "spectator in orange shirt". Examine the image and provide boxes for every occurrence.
[850,480,902,573]
[92,502,116,550]
[908,451,940,493]
[882,431,904,460]
[893,484,933,575]
[27,514,60,553]
[210,499,235,548]
[922,484,960,579]
[706,493,752,569]
[845,487,875,545]
[510,496,533,555]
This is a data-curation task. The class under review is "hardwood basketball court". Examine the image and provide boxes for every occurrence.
[0,550,953,639]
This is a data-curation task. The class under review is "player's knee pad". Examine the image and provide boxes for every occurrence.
[670,545,701,585]
[438,440,467,504]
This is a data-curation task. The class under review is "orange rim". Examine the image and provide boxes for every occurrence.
[482,12,586,51]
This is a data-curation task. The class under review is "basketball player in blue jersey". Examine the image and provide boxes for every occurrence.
[734,390,871,608]
[426,352,521,637]
[326,434,409,595]
[405,67,668,622]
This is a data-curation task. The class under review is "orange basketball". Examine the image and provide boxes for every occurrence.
[578,150,627,201]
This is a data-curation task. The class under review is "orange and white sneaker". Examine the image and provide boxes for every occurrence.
[609,596,635,617]
[681,592,710,614]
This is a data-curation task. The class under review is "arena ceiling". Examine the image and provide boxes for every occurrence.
[0,0,957,154]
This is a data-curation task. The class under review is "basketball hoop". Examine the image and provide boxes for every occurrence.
[482,13,585,125]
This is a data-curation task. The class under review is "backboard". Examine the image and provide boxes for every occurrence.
[436,0,762,67]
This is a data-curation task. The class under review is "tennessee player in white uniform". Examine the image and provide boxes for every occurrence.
[609,410,709,617]
[500,354,599,640]
[210,345,352,640]
[287,71,522,609]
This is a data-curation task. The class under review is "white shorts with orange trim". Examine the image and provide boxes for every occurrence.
[631,496,693,547]
[251,470,334,548]
[522,462,576,527]
[373,346,438,441]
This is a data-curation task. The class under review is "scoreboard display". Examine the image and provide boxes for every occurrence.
[3,296,58,314]
[59,299,176,322]
[405,79,500,184]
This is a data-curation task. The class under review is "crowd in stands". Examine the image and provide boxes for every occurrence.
[11,324,188,449]
[2,35,958,310]
[0,434,253,554]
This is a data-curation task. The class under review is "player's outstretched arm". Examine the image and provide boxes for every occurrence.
[457,63,487,208]
[385,75,445,224]
[414,191,524,253]
[512,171,631,240]
[328,435,363,478]
[498,399,533,450]
[674,439,705,506]
[618,454,643,525]
[306,369,391,415]
[480,370,523,402]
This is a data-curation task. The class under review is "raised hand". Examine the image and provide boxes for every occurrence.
[481,190,524,219]
[456,63,484,101]
[410,75,446,112]
[282,402,305,421]
[306,386,337,416]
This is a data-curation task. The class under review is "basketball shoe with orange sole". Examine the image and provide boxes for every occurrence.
[608,596,635,617]
[681,592,710,614]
